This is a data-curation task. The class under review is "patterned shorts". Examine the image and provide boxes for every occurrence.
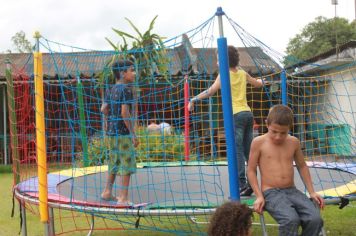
[105,135,136,175]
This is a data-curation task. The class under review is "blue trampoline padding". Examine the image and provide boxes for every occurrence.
[17,174,71,194]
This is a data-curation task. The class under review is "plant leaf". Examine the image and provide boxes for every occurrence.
[112,28,135,39]
[124,17,143,39]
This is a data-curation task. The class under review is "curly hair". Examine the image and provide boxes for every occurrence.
[208,202,253,236]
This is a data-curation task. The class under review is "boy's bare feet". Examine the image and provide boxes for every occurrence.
[101,193,118,201]
[117,196,133,206]
[117,201,134,206]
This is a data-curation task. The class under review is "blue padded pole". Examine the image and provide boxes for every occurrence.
[217,39,240,201]
[281,70,287,105]
[216,7,240,201]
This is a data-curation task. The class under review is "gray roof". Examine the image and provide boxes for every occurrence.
[0,40,280,80]
[0,51,112,79]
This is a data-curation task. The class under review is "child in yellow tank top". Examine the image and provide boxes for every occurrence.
[188,46,264,196]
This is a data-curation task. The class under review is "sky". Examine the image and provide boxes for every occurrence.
[1,0,355,54]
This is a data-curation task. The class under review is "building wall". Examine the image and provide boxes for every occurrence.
[325,67,356,153]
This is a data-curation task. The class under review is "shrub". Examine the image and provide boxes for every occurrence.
[81,127,185,166]
[136,127,185,162]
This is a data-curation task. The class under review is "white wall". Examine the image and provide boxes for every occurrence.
[325,67,356,154]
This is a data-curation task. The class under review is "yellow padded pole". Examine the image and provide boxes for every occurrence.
[34,50,48,223]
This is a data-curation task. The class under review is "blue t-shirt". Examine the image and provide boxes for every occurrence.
[104,83,134,136]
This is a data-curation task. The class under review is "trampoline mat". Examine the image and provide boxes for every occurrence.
[57,165,355,208]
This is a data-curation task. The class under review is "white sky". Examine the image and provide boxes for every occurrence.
[1,0,355,54]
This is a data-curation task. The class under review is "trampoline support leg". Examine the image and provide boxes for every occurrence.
[259,213,268,236]
[21,204,27,236]
[44,222,50,236]
[49,207,55,235]
[320,227,327,236]
[87,214,95,236]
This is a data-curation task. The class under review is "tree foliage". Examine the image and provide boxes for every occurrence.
[11,31,33,53]
[285,16,356,65]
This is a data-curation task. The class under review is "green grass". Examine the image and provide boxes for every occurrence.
[0,164,12,173]
[1,172,355,235]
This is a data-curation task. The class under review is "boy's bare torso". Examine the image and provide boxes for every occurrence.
[257,134,298,192]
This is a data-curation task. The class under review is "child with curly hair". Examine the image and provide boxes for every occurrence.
[208,201,253,236]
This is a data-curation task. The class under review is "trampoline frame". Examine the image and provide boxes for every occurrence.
[14,188,216,236]
[15,187,355,236]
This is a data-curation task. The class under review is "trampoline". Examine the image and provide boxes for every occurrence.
[15,161,356,216]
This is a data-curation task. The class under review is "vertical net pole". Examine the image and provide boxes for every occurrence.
[216,7,240,201]
[184,77,190,161]
[2,85,7,165]
[5,59,20,184]
[33,32,49,227]
[209,97,214,155]
[77,77,89,167]
[281,70,287,105]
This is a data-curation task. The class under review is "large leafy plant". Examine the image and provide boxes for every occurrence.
[105,16,169,83]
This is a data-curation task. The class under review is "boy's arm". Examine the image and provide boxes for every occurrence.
[294,139,325,209]
[101,103,108,131]
[101,103,109,115]
[122,104,139,147]
[247,138,264,214]
[188,75,221,111]
[246,73,264,88]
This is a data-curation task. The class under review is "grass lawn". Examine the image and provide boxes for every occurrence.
[1,170,355,235]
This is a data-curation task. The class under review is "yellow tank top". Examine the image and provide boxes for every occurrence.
[230,69,251,114]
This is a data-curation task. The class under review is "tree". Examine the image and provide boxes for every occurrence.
[285,16,356,65]
[11,31,33,53]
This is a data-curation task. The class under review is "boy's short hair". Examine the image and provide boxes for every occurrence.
[112,59,134,80]
[208,201,253,236]
[267,104,294,128]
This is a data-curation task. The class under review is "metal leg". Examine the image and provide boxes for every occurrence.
[87,214,95,236]
[21,204,27,236]
[259,213,268,236]
[320,226,327,236]
[48,207,55,236]
[44,222,50,236]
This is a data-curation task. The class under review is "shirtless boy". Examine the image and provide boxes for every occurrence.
[247,104,324,236]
